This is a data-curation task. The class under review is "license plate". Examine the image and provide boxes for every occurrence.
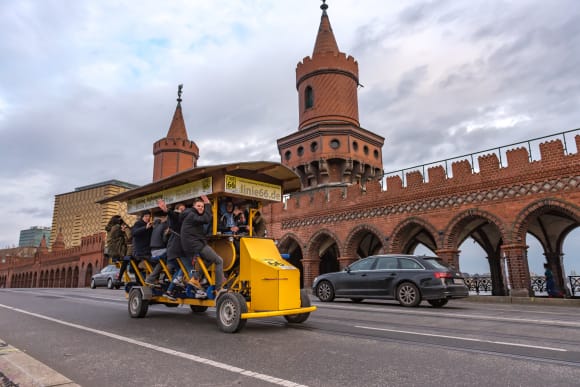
[453,278,464,285]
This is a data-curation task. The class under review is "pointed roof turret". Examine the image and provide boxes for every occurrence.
[312,0,339,56]
[52,228,65,251]
[152,84,199,181]
[166,84,189,139]
[38,235,48,254]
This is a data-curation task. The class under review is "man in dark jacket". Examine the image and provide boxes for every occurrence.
[144,215,168,285]
[132,212,153,260]
[181,195,224,293]
[146,200,186,286]
[117,211,152,283]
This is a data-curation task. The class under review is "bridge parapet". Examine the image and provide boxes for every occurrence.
[281,134,579,212]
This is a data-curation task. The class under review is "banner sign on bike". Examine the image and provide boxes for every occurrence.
[224,175,282,201]
[127,177,213,213]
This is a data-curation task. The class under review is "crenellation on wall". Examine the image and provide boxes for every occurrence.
[386,175,403,192]
[451,159,472,181]
[478,153,500,176]
[506,147,530,169]
[406,171,423,188]
[428,166,446,185]
[540,139,565,162]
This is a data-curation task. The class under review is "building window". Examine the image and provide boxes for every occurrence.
[285,150,291,161]
[297,146,304,156]
[363,145,369,155]
[305,86,314,109]
[330,139,340,149]
[311,142,318,152]
[374,149,379,159]
[352,141,358,151]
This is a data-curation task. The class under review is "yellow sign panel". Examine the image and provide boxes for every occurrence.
[127,177,212,213]
[225,175,281,202]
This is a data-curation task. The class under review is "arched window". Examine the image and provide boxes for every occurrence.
[305,86,314,109]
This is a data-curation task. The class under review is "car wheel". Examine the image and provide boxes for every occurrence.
[216,293,247,333]
[397,282,421,307]
[316,280,335,302]
[90,279,96,289]
[427,299,448,308]
[350,298,364,303]
[107,278,114,289]
[284,289,311,324]
[128,288,149,318]
[190,305,209,313]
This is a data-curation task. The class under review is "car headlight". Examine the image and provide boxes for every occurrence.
[313,276,318,284]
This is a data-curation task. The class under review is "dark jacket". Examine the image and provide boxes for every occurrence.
[181,204,212,256]
[166,209,185,260]
[106,224,127,258]
[150,219,168,249]
[132,219,152,257]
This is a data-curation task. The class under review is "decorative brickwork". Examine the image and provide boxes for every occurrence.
[273,138,580,296]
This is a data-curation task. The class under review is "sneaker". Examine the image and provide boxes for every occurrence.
[164,291,176,301]
[200,278,208,286]
[188,277,202,289]
[194,290,207,299]
[172,277,185,288]
[144,279,158,287]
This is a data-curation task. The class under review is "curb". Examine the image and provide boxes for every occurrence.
[0,338,80,387]
[462,295,580,306]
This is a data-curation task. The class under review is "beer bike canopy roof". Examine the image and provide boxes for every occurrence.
[98,161,301,214]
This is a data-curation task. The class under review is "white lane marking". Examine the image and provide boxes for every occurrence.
[0,303,307,387]
[355,325,568,352]
[318,303,580,328]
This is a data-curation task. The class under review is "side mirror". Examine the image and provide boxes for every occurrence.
[345,266,351,273]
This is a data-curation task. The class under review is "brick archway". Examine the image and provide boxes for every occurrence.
[390,217,439,254]
[513,198,580,295]
[278,233,306,288]
[512,198,580,243]
[443,209,507,295]
[344,224,386,261]
[302,229,342,285]
[444,209,507,250]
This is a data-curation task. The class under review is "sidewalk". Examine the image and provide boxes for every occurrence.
[463,295,580,306]
[0,338,80,387]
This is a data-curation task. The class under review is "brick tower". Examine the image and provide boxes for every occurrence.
[152,85,199,182]
[277,1,384,190]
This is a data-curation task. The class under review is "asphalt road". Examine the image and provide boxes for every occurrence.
[0,288,579,386]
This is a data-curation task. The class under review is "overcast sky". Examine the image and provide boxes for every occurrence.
[1,1,579,275]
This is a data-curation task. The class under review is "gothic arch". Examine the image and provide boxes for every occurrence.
[306,228,343,258]
[277,233,305,288]
[443,209,507,250]
[66,267,73,288]
[512,198,580,296]
[73,266,79,288]
[85,264,93,287]
[390,217,439,254]
[512,198,580,244]
[306,228,342,276]
[344,224,386,258]
[278,233,305,253]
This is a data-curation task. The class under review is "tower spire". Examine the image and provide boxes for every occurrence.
[313,0,339,56]
[152,84,199,181]
[166,84,187,139]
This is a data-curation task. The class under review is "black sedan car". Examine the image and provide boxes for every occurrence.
[312,254,468,307]
[90,264,120,289]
